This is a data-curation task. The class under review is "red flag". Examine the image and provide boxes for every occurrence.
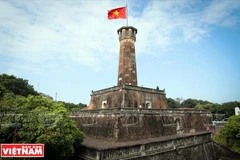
[108,7,126,20]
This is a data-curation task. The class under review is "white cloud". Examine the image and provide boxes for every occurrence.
[0,0,239,73]
[200,0,240,27]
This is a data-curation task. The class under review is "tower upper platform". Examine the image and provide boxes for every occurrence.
[117,26,137,42]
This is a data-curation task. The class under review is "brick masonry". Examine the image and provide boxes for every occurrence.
[86,84,168,109]
[117,26,138,86]
[72,108,212,142]
[73,132,240,160]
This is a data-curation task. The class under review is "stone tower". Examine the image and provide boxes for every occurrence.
[117,26,137,86]
[86,26,168,109]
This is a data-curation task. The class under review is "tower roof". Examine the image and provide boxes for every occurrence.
[117,26,137,34]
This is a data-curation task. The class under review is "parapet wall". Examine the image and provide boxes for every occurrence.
[77,132,216,160]
[91,85,165,96]
[87,85,167,109]
[71,108,212,142]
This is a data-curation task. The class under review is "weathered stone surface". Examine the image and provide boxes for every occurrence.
[117,26,138,86]
[73,133,240,160]
[86,85,168,109]
[212,142,240,160]
[74,132,213,160]
[71,108,212,142]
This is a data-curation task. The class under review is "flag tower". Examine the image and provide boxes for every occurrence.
[117,26,138,86]
[85,6,167,109]
[73,6,213,160]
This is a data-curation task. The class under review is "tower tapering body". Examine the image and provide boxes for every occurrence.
[117,26,138,86]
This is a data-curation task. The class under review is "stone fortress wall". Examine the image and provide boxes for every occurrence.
[74,131,240,160]
[72,108,212,142]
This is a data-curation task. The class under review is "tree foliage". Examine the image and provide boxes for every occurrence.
[0,73,85,159]
[0,94,84,159]
[0,73,86,111]
[214,115,240,154]
[219,102,240,118]
[167,97,239,118]
[194,101,240,118]
[180,98,212,108]
[167,98,212,109]
[59,101,87,112]
[167,98,180,108]
[0,74,39,97]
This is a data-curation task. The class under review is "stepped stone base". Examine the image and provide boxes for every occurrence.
[85,84,167,110]
[75,132,214,160]
[73,133,240,160]
[71,108,212,142]
[71,109,240,160]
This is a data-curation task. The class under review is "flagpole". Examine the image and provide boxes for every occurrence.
[126,4,128,26]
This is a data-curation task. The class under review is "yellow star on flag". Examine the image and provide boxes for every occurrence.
[107,6,127,20]
[114,10,119,16]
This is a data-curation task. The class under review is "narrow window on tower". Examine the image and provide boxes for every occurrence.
[122,29,125,36]
[125,30,129,36]
[129,29,132,36]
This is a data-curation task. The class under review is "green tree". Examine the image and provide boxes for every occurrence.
[59,101,87,111]
[181,98,198,108]
[219,101,240,118]
[194,103,221,113]
[0,95,84,159]
[167,98,180,108]
[193,101,240,118]
[0,74,39,97]
[0,92,27,143]
[78,102,87,109]
[214,115,240,154]
[0,83,7,99]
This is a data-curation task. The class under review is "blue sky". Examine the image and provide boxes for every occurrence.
[0,0,240,105]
